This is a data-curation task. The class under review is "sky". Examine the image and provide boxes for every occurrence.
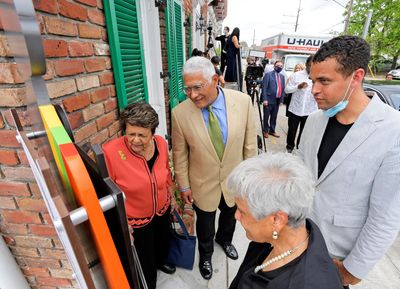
[222,0,347,46]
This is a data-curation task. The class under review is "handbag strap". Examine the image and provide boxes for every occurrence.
[171,209,190,238]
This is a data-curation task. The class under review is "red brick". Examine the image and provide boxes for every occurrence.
[43,39,68,58]
[41,213,53,226]
[99,72,114,85]
[82,103,104,121]
[90,128,109,145]
[87,9,105,26]
[49,268,73,279]
[44,16,78,37]
[24,257,61,269]
[67,111,84,130]
[97,0,103,9]
[29,183,41,198]
[22,267,50,277]
[74,122,98,143]
[76,0,97,6]
[59,0,88,21]
[0,222,28,234]
[93,43,109,55]
[46,79,77,99]
[68,41,93,57]
[0,182,30,197]
[108,121,121,137]
[29,224,57,237]
[37,276,71,287]
[0,196,16,209]
[0,113,4,128]
[17,198,47,212]
[0,35,11,57]
[109,85,116,96]
[39,248,67,260]
[84,58,106,72]
[53,239,64,249]
[0,130,21,148]
[2,210,41,224]
[10,246,40,258]
[17,150,29,165]
[78,23,102,39]
[33,0,59,14]
[3,235,16,246]
[2,166,35,182]
[62,93,91,113]
[14,236,53,249]
[0,149,19,165]
[0,63,24,84]
[104,97,117,112]
[43,60,55,81]
[0,88,26,107]
[3,109,31,128]
[96,111,115,130]
[90,86,109,103]
[76,75,100,91]
[101,27,108,41]
[53,59,85,76]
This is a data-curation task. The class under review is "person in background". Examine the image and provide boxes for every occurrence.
[191,48,204,57]
[261,60,285,138]
[228,153,343,289]
[215,26,230,74]
[172,56,256,280]
[211,55,225,87]
[284,63,305,118]
[285,57,317,153]
[224,27,242,90]
[245,56,256,102]
[103,102,176,289]
[299,35,400,288]
[263,59,275,75]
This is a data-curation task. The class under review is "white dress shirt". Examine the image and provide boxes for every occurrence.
[285,70,318,116]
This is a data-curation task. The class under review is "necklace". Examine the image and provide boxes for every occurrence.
[254,234,309,273]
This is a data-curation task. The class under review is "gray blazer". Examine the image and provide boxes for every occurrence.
[298,95,400,279]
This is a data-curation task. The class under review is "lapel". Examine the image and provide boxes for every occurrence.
[186,100,220,161]
[222,89,238,160]
[311,115,329,180]
[317,96,383,185]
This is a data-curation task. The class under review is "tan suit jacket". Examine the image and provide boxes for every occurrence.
[172,88,257,212]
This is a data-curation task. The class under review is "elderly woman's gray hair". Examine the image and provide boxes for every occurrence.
[227,153,315,228]
[183,56,216,82]
[120,102,159,134]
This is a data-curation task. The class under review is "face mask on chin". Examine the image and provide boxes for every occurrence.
[323,72,355,118]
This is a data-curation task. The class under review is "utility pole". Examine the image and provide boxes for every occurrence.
[252,29,255,46]
[294,0,302,32]
[343,0,354,34]
[361,10,373,39]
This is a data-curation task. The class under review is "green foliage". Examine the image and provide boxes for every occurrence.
[347,0,400,71]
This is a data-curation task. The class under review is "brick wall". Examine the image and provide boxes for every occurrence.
[0,1,120,288]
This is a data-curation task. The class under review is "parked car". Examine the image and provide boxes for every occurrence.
[363,82,400,111]
[387,68,400,80]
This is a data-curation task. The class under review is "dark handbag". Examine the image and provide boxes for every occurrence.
[166,209,196,270]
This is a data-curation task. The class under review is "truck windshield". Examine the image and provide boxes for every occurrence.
[284,55,309,72]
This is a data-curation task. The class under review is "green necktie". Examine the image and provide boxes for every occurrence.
[207,106,225,160]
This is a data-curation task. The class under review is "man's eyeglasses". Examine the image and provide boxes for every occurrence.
[182,83,207,95]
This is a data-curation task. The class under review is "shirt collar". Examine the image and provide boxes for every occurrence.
[210,87,225,110]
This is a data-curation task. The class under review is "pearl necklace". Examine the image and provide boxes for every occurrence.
[254,234,309,273]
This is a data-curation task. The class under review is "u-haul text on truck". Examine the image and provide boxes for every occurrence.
[261,33,332,77]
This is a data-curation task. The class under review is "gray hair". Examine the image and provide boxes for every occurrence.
[183,56,216,82]
[120,101,159,134]
[227,153,315,228]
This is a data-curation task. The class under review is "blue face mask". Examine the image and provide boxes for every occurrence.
[323,72,355,118]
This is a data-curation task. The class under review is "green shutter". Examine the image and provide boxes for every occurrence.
[166,0,186,109]
[103,0,148,110]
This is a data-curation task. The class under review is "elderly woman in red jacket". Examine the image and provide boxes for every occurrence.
[103,102,176,289]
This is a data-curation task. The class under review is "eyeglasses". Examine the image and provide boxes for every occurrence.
[182,82,207,95]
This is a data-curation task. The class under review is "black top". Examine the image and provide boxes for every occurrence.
[318,117,353,178]
[146,142,159,172]
[215,34,228,53]
[229,219,343,289]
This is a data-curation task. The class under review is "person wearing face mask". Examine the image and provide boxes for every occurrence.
[298,35,400,288]
[261,60,286,138]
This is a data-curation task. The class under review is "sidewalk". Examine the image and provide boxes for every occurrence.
[158,103,400,289]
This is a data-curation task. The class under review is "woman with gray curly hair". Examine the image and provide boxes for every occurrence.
[228,153,342,289]
[102,102,176,289]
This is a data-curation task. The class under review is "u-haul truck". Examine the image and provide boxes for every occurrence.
[261,33,332,77]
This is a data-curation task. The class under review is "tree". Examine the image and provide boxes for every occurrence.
[347,0,400,71]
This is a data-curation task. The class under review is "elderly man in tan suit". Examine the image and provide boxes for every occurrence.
[172,56,257,280]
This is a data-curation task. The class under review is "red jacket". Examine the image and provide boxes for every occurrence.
[103,135,172,228]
